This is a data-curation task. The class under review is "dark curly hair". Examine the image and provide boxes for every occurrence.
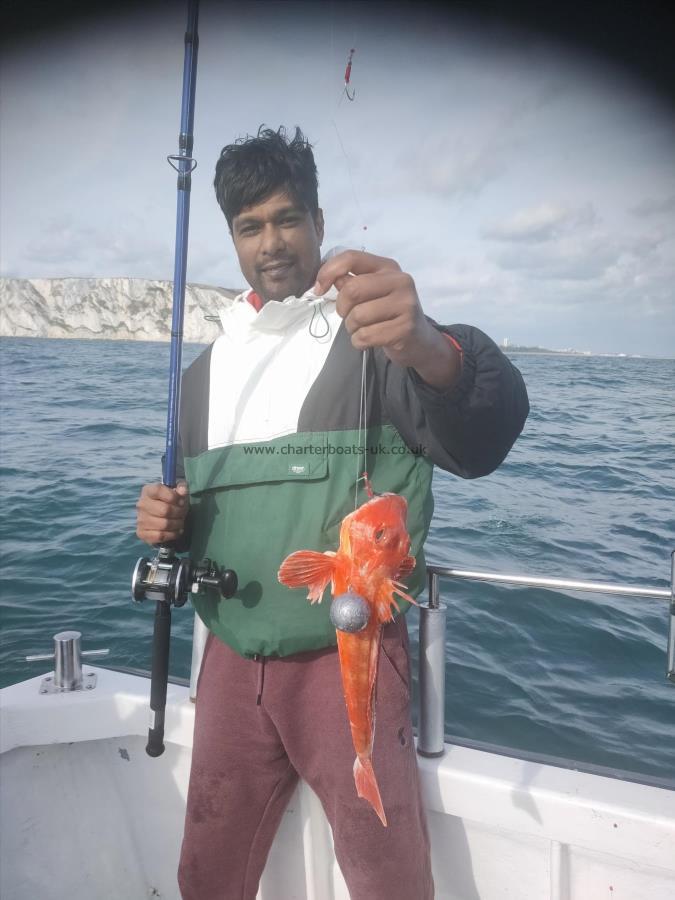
[214,126,319,229]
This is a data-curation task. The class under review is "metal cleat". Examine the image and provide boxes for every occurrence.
[25,631,109,694]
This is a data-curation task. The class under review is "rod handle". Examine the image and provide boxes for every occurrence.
[146,600,171,757]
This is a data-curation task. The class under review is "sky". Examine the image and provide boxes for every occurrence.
[1,1,674,356]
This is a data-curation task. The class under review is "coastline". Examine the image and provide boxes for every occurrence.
[1,335,672,361]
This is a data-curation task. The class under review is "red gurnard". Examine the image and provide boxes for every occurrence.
[278,493,416,826]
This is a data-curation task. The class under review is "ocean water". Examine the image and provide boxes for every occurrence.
[1,337,674,781]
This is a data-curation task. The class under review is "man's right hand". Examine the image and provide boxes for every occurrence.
[136,482,189,546]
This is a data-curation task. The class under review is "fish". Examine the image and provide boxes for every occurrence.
[278,492,416,826]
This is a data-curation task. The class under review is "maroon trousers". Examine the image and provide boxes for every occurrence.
[178,617,434,900]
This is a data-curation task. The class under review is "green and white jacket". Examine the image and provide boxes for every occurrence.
[178,286,529,658]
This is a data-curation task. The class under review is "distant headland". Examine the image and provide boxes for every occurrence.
[500,339,643,359]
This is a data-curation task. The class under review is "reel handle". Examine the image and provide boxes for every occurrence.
[194,562,238,598]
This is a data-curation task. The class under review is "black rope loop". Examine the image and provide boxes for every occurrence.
[308,301,331,340]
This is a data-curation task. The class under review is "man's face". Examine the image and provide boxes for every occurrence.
[231,191,324,302]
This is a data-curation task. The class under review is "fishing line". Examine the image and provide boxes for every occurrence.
[325,6,370,507]
[355,349,371,508]
[318,1,368,244]
[331,116,368,246]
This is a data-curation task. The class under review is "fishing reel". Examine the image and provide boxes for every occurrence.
[132,548,238,608]
[132,547,237,759]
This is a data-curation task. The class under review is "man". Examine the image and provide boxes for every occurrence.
[136,126,529,899]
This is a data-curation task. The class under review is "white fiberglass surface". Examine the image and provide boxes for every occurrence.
[1,671,674,900]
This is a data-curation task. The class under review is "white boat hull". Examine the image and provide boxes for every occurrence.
[2,667,674,899]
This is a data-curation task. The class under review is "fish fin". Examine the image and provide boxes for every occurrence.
[353,756,387,827]
[396,555,416,579]
[374,580,398,623]
[278,551,336,604]
[374,579,419,623]
[392,582,419,607]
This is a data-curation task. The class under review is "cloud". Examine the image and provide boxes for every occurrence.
[10,218,174,278]
[491,228,665,283]
[597,237,675,315]
[401,80,571,202]
[481,203,597,242]
[422,270,502,301]
[629,193,675,217]
[394,123,519,199]
[414,259,521,324]
[418,140,509,198]
[20,224,92,266]
[189,246,245,291]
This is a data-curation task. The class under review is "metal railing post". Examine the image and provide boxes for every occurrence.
[667,551,675,684]
[417,570,447,758]
[415,558,672,755]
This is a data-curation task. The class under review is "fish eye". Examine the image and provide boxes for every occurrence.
[374,528,385,542]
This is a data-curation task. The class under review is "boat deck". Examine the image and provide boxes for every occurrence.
[1,667,674,899]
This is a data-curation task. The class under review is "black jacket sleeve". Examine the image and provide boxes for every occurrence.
[376,323,529,478]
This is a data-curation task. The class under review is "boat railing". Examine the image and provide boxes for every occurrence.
[416,554,675,757]
[187,551,674,756]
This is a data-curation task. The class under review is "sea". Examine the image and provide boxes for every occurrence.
[1,337,674,782]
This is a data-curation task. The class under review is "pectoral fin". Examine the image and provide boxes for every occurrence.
[278,551,336,603]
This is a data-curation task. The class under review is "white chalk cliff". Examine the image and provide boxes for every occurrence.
[0,278,241,344]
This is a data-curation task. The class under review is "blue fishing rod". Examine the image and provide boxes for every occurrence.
[132,0,237,758]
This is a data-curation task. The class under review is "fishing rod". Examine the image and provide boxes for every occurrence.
[132,0,237,759]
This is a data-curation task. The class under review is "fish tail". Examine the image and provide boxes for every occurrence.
[353,756,387,827]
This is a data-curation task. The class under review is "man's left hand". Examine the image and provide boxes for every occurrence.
[313,250,461,391]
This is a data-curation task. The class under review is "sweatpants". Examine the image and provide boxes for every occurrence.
[177,615,434,900]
